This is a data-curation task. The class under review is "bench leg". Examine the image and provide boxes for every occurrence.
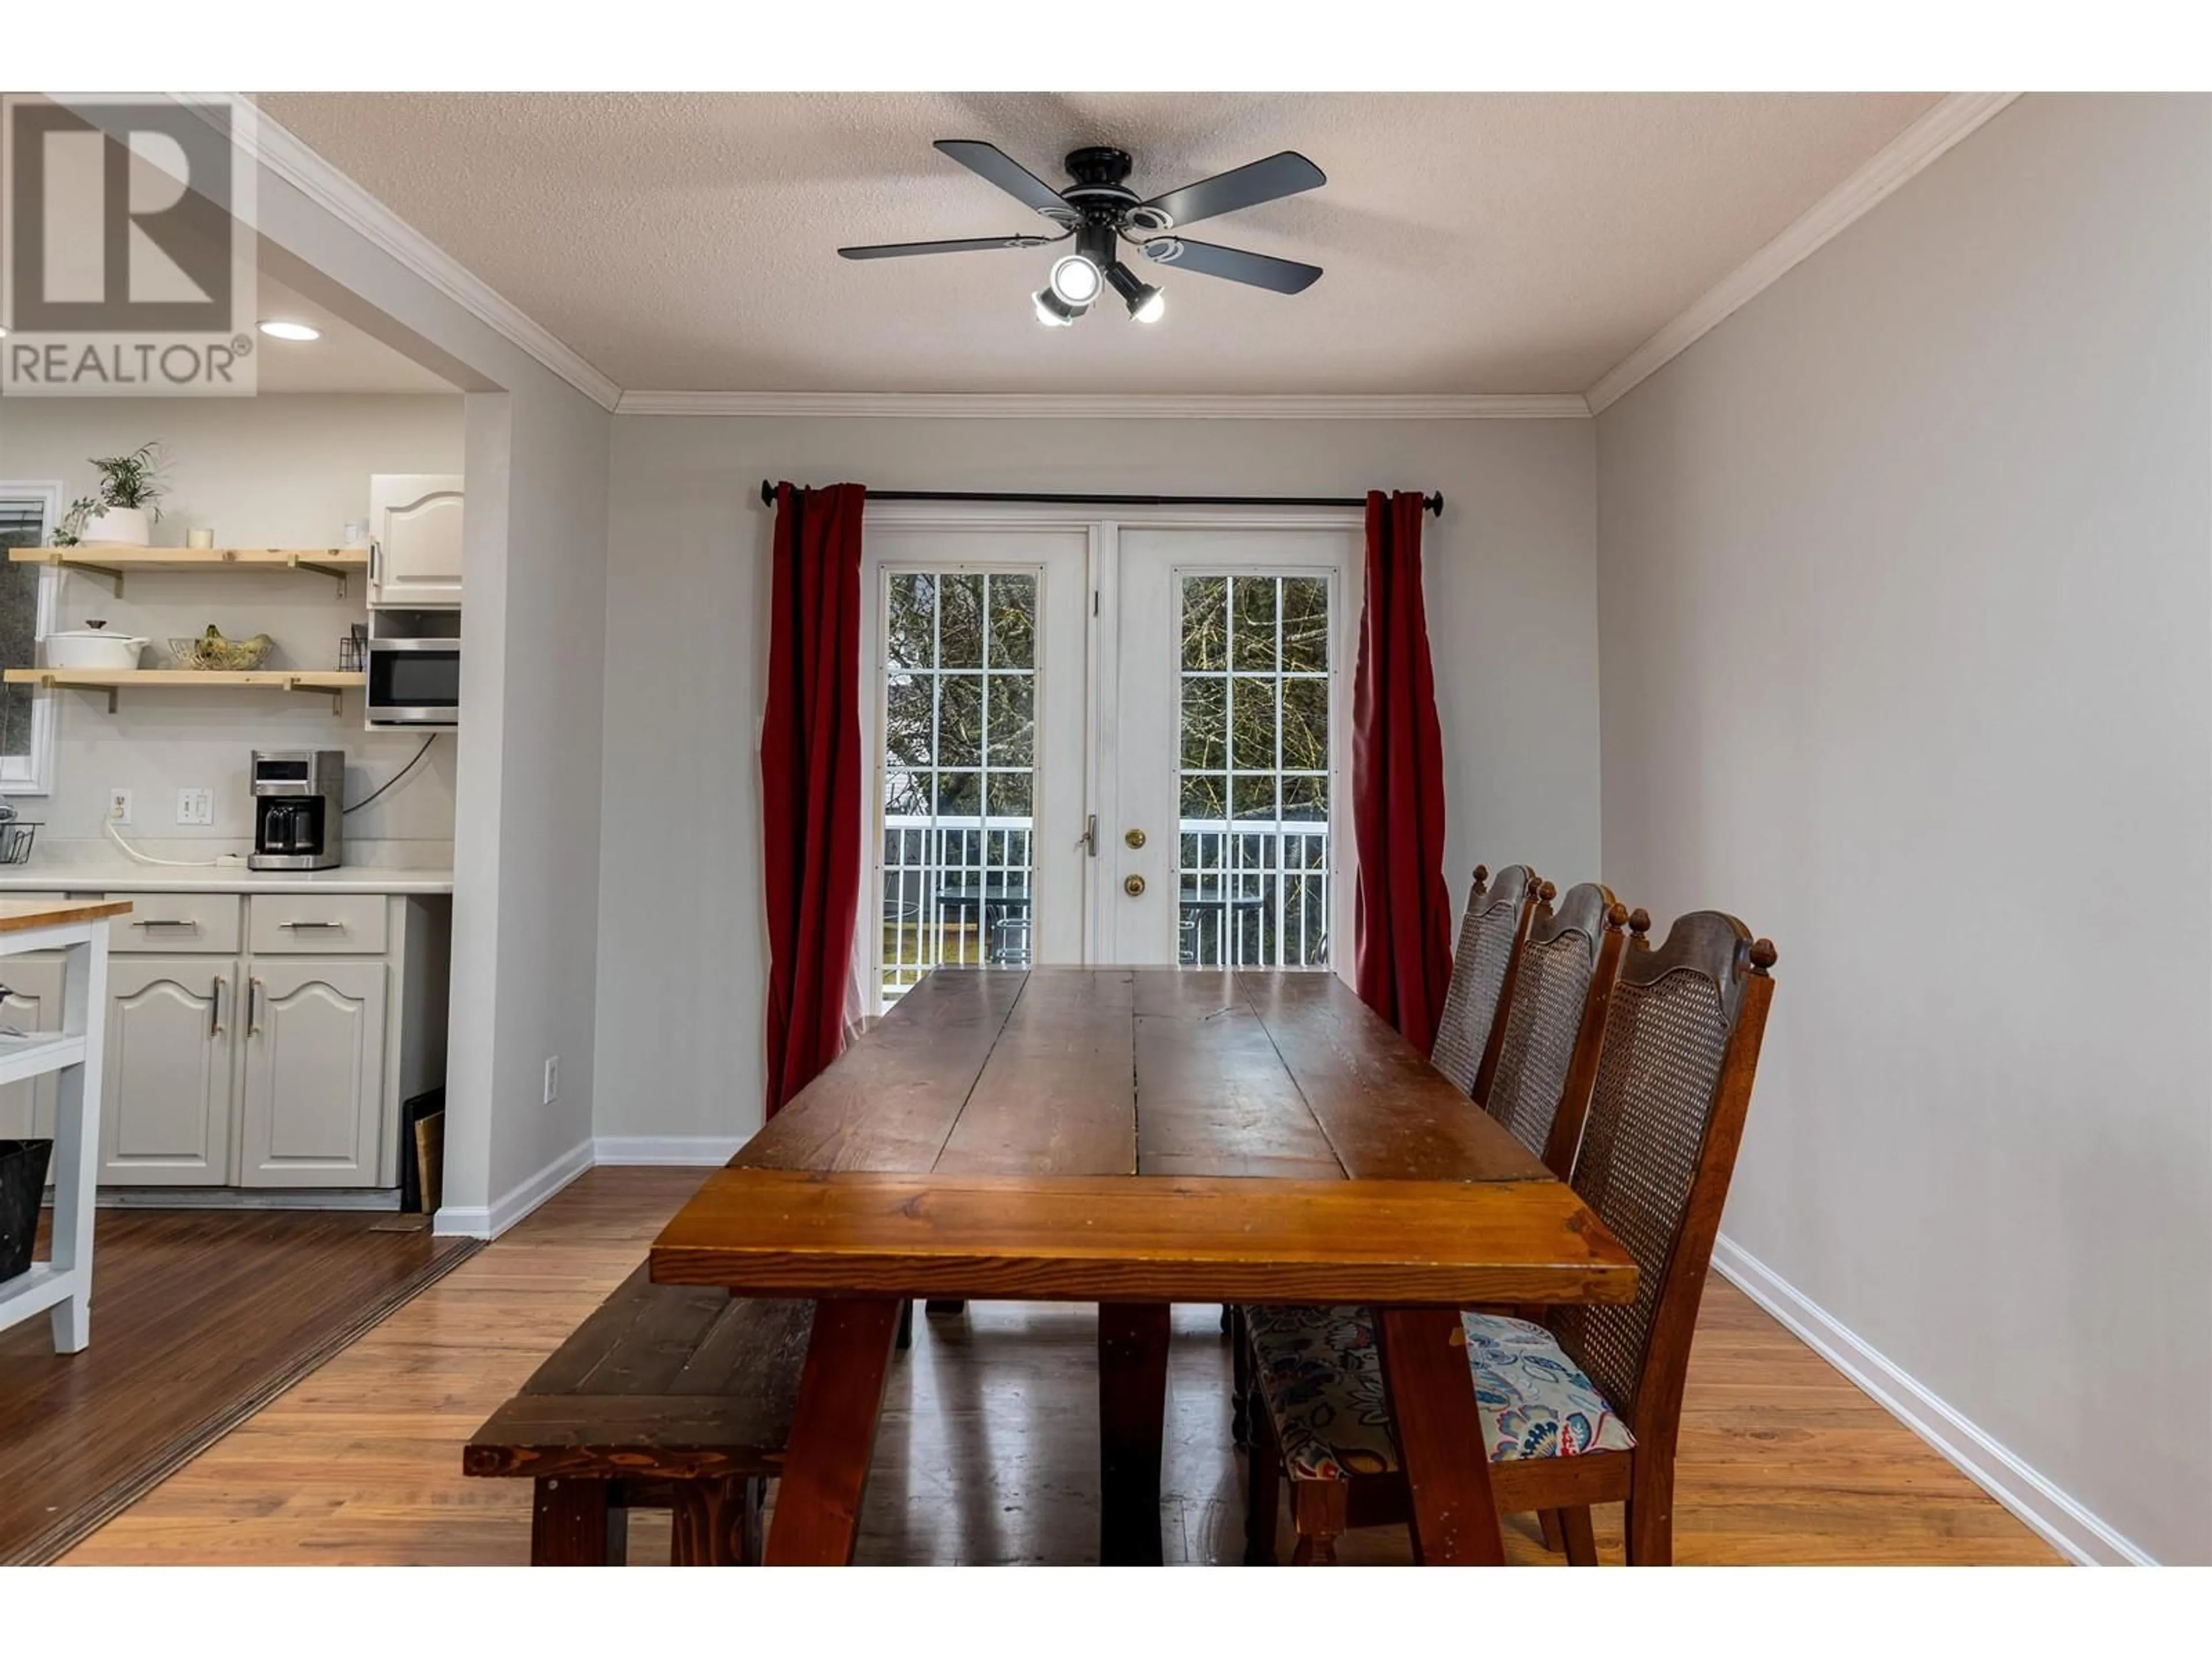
[532,1478,625,1566]
[925,1300,965,1318]
[896,1299,915,1351]
[670,1478,759,1566]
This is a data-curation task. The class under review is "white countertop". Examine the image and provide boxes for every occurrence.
[0,865,454,895]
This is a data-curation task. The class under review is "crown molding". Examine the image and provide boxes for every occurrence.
[188,95,623,412]
[1585,92,2022,416]
[614,390,1591,420]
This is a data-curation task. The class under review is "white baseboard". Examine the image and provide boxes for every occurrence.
[592,1136,747,1166]
[1711,1234,2152,1566]
[432,1138,594,1240]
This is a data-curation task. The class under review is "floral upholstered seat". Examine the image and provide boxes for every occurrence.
[1243,1306,1637,1480]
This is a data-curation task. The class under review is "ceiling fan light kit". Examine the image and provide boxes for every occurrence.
[839,139,1326,331]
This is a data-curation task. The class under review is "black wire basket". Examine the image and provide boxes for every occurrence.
[2,1138,52,1282]
[0,820,38,865]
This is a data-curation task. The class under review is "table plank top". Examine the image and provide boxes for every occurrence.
[653,967,1628,1306]
[732,967,1550,1184]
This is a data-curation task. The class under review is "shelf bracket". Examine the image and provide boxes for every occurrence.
[55,556,126,597]
[290,554,350,599]
[282,676,345,717]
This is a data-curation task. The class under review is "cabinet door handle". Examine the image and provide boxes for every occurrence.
[133,918,200,930]
[211,976,226,1037]
[278,919,344,929]
[369,537,381,589]
[249,977,264,1036]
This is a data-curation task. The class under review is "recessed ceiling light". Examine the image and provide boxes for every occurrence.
[257,320,321,342]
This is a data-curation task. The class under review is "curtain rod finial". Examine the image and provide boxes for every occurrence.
[759,480,777,506]
[1426,492,1445,517]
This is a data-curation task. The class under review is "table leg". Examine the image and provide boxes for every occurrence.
[1097,1300,1170,1565]
[760,1296,903,1565]
[1373,1305,1506,1565]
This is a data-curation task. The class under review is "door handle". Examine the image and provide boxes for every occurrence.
[249,976,264,1036]
[1123,874,1147,897]
[369,537,382,589]
[1075,813,1097,857]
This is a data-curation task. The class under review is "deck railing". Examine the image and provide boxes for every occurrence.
[878,815,1331,1002]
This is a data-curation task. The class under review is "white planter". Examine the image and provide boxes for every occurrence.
[78,506,150,547]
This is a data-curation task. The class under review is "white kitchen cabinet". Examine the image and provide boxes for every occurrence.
[0,953,67,1139]
[368,472,464,608]
[97,957,236,1185]
[78,889,449,1195]
[238,959,387,1188]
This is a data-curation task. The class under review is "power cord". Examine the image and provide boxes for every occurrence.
[345,732,440,816]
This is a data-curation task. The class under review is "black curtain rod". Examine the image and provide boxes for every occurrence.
[758,482,1444,517]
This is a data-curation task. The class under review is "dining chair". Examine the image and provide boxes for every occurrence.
[1478,882,1635,1176]
[1429,863,1540,1099]
[1229,861,1537,1449]
[1241,910,1778,1566]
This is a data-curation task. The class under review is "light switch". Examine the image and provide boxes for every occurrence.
[176,787,213,826]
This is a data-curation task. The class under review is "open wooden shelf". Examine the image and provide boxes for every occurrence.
[4,668,365,715]
[9,546,369,597]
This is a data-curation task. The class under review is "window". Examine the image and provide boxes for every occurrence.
[1176,573,1333,969]
[0,485,59,795]
[878,569,1041,1005]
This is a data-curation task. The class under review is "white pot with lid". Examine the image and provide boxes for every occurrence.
[45,620,149,671]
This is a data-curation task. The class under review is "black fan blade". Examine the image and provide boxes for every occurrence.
[933,139,1069,217]
[1142,151,1325,228]
[1142,236,1321,295]
[840,233,1058,260]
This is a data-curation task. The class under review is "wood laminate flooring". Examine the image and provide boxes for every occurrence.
[60,1167,2061,1566]
[2,1207,475,1565]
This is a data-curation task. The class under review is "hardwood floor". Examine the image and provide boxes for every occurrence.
[63,1167,2061,1566]
[2,1206,475,1565]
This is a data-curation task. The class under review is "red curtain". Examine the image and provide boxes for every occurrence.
[760,482,867,1116]
[1351,489,1454,1055]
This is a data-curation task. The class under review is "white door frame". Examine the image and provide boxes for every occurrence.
[857,501,1365,991]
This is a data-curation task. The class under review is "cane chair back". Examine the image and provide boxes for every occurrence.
[1550,912,1777,1431]
[1482,883,1631,1176]
[1429,863,1537,1099]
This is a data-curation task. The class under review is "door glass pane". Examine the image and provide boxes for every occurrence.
[877,570,1039,1005]
[1176,573,1332,969]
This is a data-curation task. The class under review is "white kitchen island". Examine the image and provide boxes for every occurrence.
[0,897,129,1353]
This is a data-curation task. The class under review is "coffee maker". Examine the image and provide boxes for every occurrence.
[249,749,345,870]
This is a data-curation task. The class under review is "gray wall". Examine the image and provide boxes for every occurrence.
[230,154,612,1230]
[0,393,463,849]
[593,414,1600,1145]
[1595,93,2212,1563]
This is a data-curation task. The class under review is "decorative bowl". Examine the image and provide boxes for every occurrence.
[171,633,273,671]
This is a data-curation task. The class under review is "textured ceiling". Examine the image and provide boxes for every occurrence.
[257,92,1941,396]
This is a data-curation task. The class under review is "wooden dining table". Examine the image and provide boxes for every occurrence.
[650,966,1638,1566]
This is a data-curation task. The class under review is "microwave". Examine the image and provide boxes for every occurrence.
[366,610,460,728]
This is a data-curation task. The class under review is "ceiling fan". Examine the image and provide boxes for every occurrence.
[839,140,1327,328]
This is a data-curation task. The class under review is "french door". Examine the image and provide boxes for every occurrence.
[861,515,1361,1013]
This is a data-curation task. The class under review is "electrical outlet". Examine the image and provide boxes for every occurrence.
[176,787,213,827]
[106,788,133,826]
[543,1055,560,1105]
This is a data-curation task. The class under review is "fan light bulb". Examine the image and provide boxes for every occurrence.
[1104,260,1166,324]
[1048,255,1103,307]
[1033,289,1078,328]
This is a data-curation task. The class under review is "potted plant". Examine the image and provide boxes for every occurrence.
[55,443,166,547]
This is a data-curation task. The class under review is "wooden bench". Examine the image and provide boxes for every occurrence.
[464,1264,814,1565]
